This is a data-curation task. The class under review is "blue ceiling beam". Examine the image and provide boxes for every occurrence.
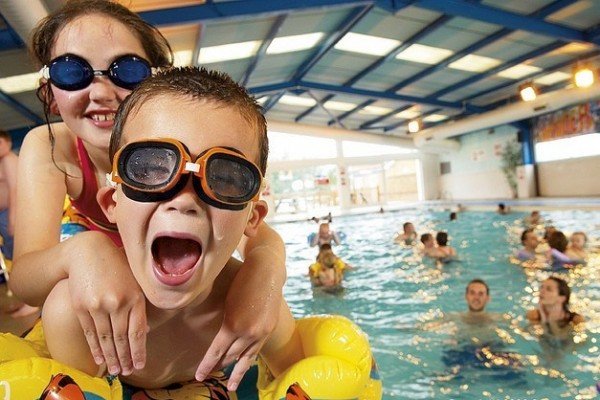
[475,49,600,108]
[327,99,376,126]
[429,41,565,99]
[382,108,441,132]
[293,5,374,81]
[140,0,374,26]
[298,80,467,109]
[240,14,288,86]
[248,81,296,96]
[388,0,578,93]
[359,104,412,129]
[403,0,589,44]
[299,13,450,123]
[261,91,286,112]
[0,28,23,51]
[0,90,43,125]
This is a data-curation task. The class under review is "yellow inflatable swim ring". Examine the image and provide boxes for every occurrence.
[0,316,381,400]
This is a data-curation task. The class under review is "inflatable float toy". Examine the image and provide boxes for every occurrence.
[0,315,381,400]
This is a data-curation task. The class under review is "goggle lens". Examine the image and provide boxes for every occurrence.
[207,156,260,203]
[46,54,151,91]
[123,147,179,190]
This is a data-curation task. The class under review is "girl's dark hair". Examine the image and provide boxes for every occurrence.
[436,231,448,246]
[547,276,572,316]
[111,67,268,174]
[548,231,568,253]
[30,0,173,163]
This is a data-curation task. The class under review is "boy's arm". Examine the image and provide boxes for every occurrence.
[196,222,286,388]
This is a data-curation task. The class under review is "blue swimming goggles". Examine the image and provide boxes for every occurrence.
[40,53,153,91]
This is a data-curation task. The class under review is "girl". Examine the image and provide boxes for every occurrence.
[10,0,285,390]
[565,231,588,261]
[526,277,584,332]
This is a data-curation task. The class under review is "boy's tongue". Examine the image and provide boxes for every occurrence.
[152,237,201,275]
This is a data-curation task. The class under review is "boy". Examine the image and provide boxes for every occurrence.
[308,244,350,287]
[41,67,304,393]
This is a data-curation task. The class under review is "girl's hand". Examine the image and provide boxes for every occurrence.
[67,231,147,376]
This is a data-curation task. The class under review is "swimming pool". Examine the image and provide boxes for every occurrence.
[275,209,600,399]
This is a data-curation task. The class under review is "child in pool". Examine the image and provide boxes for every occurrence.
[310,222,341,247]
[42,66,304,393]
[308,244,350,287]
[435,231,457,260]
[394,222,417,245]
[515,228,541,262]
[565,231,588,262]
[547,231,580,269]
[11,0,286,388]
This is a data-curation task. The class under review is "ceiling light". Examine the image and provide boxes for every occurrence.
[279,95,317,107]
[423,114,448,123]
[323,100,357,111]
[394,108,420,120]
[448,54,502,72]
[408,120,420,133]
[361,105,392,115]
[534,71,571,86]
[519,82,537,102]
[574,65,595,88]
[0,72,40,94]
[395,43,453,65]
[198,40,261,64]
[334,32,401,56]
[497,64,542,79]
[266,32,324,55]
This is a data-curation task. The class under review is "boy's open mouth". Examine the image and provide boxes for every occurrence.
[151,236,202,282]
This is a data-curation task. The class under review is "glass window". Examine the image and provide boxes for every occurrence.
[535,133,600,162]
[268,131,336,161]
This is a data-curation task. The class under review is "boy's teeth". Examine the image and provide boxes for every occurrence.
[91,113,115,122]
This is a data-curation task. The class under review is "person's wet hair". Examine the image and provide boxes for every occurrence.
[547,276,572,315]
[420,233,432,244]
[548,231,568,253]
[436,232,448,246]
[449,212,457,221]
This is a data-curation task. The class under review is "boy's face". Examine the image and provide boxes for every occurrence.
[571,233,585,249]
[102,95,266,309]
[523,231,538,250]
[465,282,489,312]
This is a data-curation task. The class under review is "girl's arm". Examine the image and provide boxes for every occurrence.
[11,125,147,377]
[196,221,286,389]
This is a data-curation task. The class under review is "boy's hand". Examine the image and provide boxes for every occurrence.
[195,272,281,391]
[67,232,147,376]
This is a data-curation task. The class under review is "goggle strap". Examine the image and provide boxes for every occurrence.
[39,66,50,80]
[184,162,200,173]
[106,173,118,189]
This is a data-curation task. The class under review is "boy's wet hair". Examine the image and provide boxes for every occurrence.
[319,243,332,252]
[30,0,173,166]
[420,233,432,244]
[111,67,268,174]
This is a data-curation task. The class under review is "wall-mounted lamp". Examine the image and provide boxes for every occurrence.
[408,119,420,133]
[519,82,537,102]
[574,64,595,88]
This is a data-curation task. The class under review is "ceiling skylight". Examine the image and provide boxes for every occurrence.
[534,71,571,86]
[323,100,358,111]
[394,108,421,119]
[279,95,317,107]
[423,114,449,123]
[0,72,40,94]
[334,32,401,56]
[448,54,502,72]
[496,64,543,79]
[360,105,392,115]
[198,40,261,64]
[267,32,324,54]
[395,43,454,65]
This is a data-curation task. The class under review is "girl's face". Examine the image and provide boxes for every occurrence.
[49,14,148,153]
[539,279,565,307]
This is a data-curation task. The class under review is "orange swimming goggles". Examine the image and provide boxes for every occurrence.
[110,138,263,210]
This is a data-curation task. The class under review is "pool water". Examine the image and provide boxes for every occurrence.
[275,210,600,400]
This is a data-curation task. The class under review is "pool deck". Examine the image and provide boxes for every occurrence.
[268,196,600,223]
